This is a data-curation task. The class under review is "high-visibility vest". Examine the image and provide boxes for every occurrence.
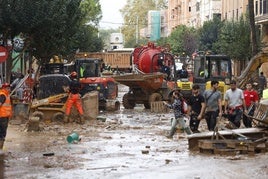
[263,88,268,99]
[0,90,12,118]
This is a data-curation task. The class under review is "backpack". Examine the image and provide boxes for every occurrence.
[181,99,188,114]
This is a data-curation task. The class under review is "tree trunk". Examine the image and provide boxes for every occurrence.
[248,0,258,55]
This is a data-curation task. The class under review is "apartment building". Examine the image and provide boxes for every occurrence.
[145,0,268,41]
[140,10,168,41]
[167,0,221,35]
[254,0,268,47]
[221,0,248,21]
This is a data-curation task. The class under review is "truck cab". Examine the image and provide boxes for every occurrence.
[73,57,119,110]
[193,53,232,99]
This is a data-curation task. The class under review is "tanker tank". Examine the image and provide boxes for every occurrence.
[133,42,171,74]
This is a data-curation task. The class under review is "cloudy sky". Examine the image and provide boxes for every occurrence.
[99,0,127,29]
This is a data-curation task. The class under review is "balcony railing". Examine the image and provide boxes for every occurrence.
[255,13,268,24]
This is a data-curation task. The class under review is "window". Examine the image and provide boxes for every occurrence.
[256,1,259,15]
[264,0,267,14]
[260,0,263,14]
[196,2,200,11]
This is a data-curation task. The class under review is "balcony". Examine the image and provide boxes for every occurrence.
[255,14,268,24]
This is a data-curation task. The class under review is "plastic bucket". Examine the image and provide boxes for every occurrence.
[67,132,79,143]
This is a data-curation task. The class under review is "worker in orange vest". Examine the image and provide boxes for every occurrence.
[64,71,85,124]
[0,83,12,149]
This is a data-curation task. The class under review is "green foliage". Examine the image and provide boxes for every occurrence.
[71,25,103,52]
[0,0,103,64]
[80,0,102,25]
[166,25,198,56]
[215,16,251,59]
[198,17,223,52]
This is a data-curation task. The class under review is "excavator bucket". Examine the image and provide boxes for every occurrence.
[31,93,68,109]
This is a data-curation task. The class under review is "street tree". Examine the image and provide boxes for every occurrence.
[120,0,167,47]
[0,0,102,81]
[198,17,223,52]
[215,16,251,60]
[248,0,258,55]
[166,25,198,56]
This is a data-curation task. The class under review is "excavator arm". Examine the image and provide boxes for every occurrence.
[237,52,268,88]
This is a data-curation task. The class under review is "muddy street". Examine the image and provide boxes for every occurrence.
[3,84,268,179]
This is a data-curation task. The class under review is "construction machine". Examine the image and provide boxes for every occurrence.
[73,55,120,111]
[192,52,232,100]
[30,93,68,122]
[114,42,186,109]
[37,55,119,111]
[236,52,268,89]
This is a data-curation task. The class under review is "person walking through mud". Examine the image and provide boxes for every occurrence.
[64,71,85,124]
[187,84,206,133]
[243,82,259,128]
[163,90,192,138]
[0,83,12,150]
[203,80,222,131]
[224,80,247,129]
[259,72,267,98]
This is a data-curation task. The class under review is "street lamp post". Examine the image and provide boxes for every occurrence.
[136,16,139,44]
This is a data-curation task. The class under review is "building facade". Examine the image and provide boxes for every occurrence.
[144,0,268,42]
[167,0,221,35]
[255,0,268,47]
[221,0,248,21]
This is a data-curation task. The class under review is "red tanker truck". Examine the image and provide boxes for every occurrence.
[114,42,181,109]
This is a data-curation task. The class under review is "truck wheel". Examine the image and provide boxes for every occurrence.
[32,111,44,121]
[149,93,162,103]
[122,93,135,109]
[52,112,64,122]
[114,101,120,111]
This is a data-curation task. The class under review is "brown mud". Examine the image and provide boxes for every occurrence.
[3,85,268,179]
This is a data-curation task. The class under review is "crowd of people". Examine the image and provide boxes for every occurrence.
[164,71,267,139]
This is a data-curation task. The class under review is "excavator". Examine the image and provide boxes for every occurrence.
[191,50,268,101]
[192,52,232,100]
[236,52,268,89]
[73,54,120,111]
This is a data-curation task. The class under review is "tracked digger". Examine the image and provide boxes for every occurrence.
[236,51,268,126]
[236,52,268,89]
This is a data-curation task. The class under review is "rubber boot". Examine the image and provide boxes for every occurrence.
[0,140,4,150]
[63,115,69,123]
[69,117,74,123]
[80,114,85,124]
[166,127,177,139]
[184,127,193,135]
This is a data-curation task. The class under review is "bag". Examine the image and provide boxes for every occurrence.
[181,99,188,114]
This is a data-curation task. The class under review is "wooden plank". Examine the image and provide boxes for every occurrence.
[76,52,131,70]
[188,128,265,150]
[198,138,268,155]
[213,148,237,155]
[150,101,168,113]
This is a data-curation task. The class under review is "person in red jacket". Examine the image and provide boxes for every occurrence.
[64,72,85,124]
[0,83,12,149]
[243,82,259,127]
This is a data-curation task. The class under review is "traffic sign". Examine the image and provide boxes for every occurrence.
[0,46,8,63]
